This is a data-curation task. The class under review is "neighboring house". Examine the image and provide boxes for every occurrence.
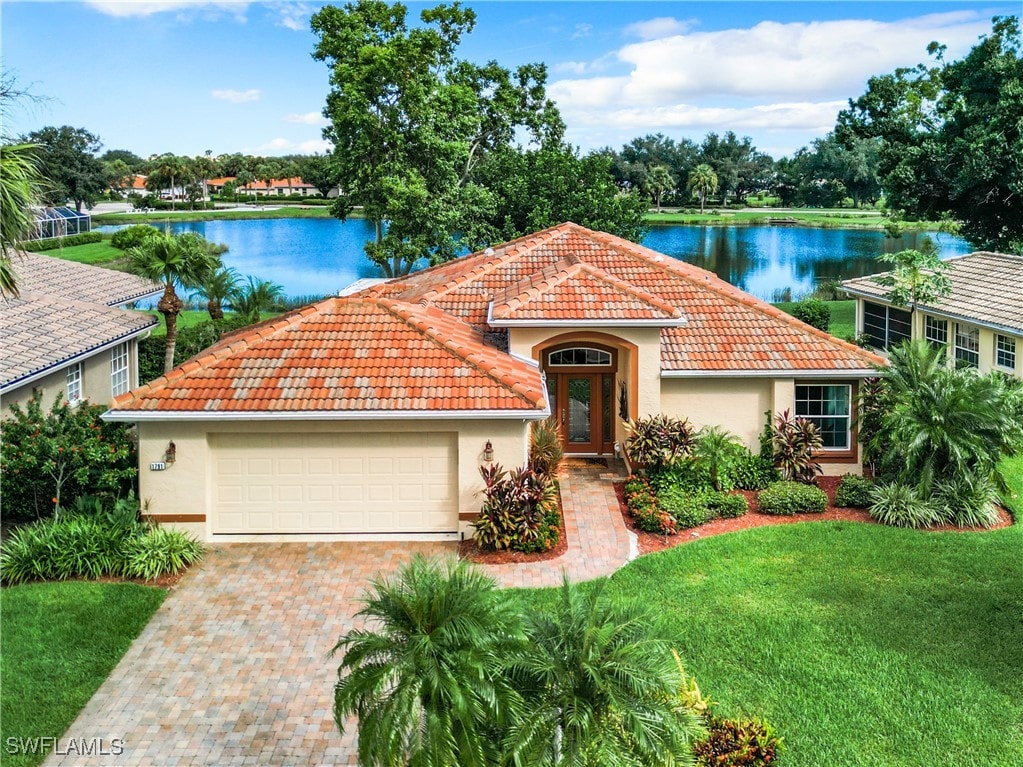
[26,207,91,241]
[109,174,149,198]
[0,252,161,413]
[842,252,1022,378]
[106,223,884,542]
[206,176,339,198]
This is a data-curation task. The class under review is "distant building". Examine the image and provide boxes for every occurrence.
[26,207,91,241]
[206,176,339,198]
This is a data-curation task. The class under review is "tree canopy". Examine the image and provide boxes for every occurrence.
[838,16,1023,252]
[23,125,106,212]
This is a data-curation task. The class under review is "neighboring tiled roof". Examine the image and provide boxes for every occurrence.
[370,223,884,373]
[1,292,158,391]
[108,297,548,414]
[489,257,684,324]
[206,176,315,190]
[842,252,1023,334]
[12,250,162,306]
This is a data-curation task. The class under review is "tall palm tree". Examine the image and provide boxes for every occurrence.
[687,163,718,214]
[0,142,44,297]
[506,577,703,766]
[128,233,219,372]
[153,154,185,210]
[191,264,239,320]
[332,556,524,767]
[644,165,675,213]
[231,276,285,323]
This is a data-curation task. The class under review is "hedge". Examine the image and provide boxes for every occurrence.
[21,232,104,252]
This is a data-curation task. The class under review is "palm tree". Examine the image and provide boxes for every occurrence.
[1,142,44,297]
[687,163,718,214]
[506,577,703,766]
[875,243,952,314]
[152,154,185,210]
[644,165,675,213]
[128,233,219,372]
[191,264,239,320]
[231,276,285,323]
[332,556,524,767]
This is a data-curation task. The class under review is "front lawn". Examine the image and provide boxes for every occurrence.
[519,461,1023,767]
[774,299,855,339]
[35,240,124,265]
[0,582,166,767]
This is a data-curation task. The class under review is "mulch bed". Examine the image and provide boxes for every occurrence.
[459,486,569,565]
[615,475,1015,556]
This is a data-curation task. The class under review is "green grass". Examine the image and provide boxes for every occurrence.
[516,457,1023,767]
[644,209,941,230]
[773,299,856,340]
[35,240,125,265]
[142,310,216,337]
[0,582,166,767]
[92,206,339,225]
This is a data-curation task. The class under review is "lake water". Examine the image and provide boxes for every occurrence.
[99,218,972,302]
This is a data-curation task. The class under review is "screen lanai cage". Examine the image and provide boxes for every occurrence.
[28,207,92,241]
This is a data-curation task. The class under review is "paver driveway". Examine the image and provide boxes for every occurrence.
[47,541,454,767]
[46,459,632,766]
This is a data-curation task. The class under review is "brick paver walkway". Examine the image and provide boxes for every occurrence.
[45,459,631,766]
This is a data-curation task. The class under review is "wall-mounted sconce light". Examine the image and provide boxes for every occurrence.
[483,440,494,462]
[164,441,177,464]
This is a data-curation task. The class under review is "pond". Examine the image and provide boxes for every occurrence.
[99,218,972,302]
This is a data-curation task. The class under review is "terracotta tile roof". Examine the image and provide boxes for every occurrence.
[489,257,683,323]
[842,252,1023,334]
[11,250,162,306]
[1,292,158,391]
[108,297,548,414]
[371,222,885,373]
[207,176,315,190]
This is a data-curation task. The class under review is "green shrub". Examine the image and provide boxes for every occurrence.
[731,451,779,490]
[625,414,695,471]
[472,464,560,552]
[932,474,1001,528]
[633,504,679,535]
[649,459,712,496]
[707,492,748,519]
[834,474,874,508]
[20,231,103,252]
[693,426,745,491]
[111,223,160,250]
[120,527,205,580]
[758,481,828,515]
[624,475,647,496]
[790,297,831,332]
[693,714,783,767]
[869,483,943,529]
[659,486,713,529]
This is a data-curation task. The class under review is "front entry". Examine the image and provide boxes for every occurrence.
[544,345,617,455]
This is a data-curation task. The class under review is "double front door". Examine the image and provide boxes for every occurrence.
[548,373,614,454]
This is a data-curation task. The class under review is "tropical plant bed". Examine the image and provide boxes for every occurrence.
[615,476,1013,556]
[459,485,568,565]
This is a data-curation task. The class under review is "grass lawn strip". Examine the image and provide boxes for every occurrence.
[774,299,855,339]
[34,240,125,265]
[0,582,166,767]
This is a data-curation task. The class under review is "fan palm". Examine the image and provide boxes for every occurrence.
[231,276,285,323]
[687,164,718,214]
[332,555,524,767]
[506,577,703,767]
[191,264,239,320]
[127,233,219,372]
[1,142,44,297]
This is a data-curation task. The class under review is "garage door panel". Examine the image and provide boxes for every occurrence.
[211,432,457,534]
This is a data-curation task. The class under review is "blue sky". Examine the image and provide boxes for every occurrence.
[2,1,1015,160]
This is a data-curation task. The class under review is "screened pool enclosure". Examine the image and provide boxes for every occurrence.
[28,207,92,241]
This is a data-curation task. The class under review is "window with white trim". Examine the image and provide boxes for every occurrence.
[66,363,83,404]
[924,315,948,350]
[110,343,130,396]
[996,335,1016,370]
[954,323,980,368]
[795,384,852,450]
[862,301,911,350]
[547,348,612,366]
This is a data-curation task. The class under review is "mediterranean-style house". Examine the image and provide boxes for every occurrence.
[841,251,1022,378]
[0,252,161,413]
[205,176,338,198]
[105,223,884,542]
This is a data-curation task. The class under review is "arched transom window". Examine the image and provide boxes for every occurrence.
[547,347,612,367]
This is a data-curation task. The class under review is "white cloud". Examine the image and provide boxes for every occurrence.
[555,61,590,75]
[588,100,848,133]
[257,137,331,154]
[275,2,312,31]
[212,88,261,103]
[572,23,592,40]
[624,17,693,41]
[86,1,249,18]
[283,111,327,126]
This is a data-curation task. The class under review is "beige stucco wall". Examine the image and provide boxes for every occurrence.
[855,297,1022,378]
[135,417,530,540]
[1,339,141,415]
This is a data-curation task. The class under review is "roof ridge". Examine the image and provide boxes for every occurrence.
[375,297,545,408]
[490,257,583,316]
[582,229,885,367]
[575,262,682,319]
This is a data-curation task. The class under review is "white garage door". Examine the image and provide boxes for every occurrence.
[210,432,457,534]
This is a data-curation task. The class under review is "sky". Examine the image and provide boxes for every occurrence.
[1,1,1016,160]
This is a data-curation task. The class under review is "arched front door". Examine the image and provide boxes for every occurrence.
[543,344,616,454]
